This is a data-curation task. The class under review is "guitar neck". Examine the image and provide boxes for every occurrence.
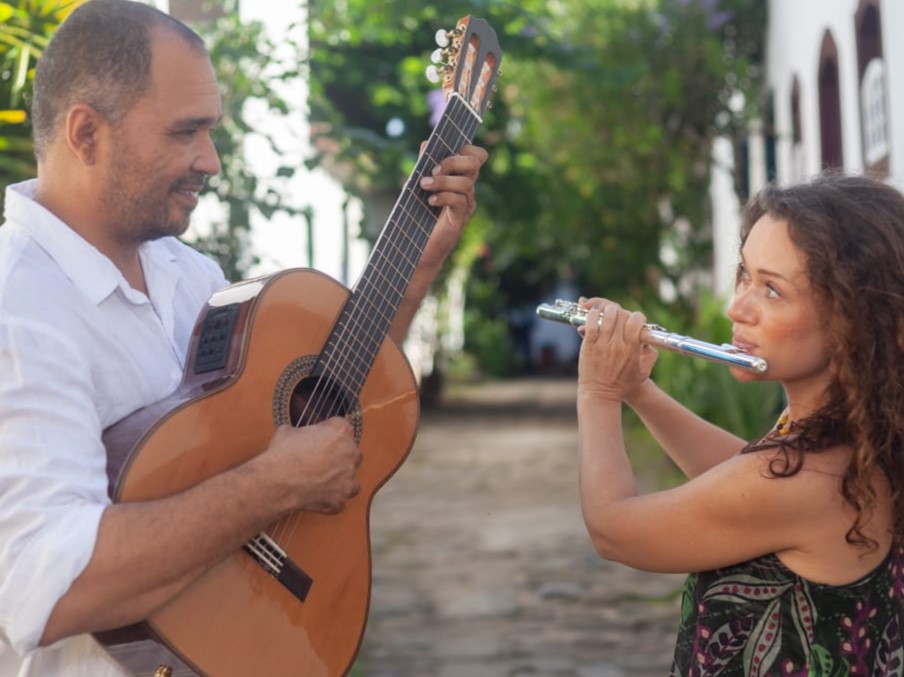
[317,93,482,396]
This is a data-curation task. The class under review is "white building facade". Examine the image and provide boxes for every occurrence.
[712,0,904,296]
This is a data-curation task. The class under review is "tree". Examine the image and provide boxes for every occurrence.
[507,0,766,307]
[305,0,766,376]
[0,0,85,215]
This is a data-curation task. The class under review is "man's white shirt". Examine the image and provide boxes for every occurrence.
[0,180,227,676]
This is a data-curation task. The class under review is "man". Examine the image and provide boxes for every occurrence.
[0,1,488,675]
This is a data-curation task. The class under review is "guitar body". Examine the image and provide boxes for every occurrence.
[100,269,419,677]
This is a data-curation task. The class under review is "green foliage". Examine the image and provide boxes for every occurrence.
[306,0,765,280]
[463,300,521,378]
[184,0,303,280]
[502,0,766,303]
[306,0,558,252]
[0,0,83,214]
[305,0,766,378]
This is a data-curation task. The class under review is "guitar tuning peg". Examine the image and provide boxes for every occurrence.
[425,65,442,83]
[431,48,444,64]
[435,28,449,48]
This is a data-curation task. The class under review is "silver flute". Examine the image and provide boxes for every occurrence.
[536,299,768,374]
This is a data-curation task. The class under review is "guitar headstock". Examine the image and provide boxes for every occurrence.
[427,16,502,118]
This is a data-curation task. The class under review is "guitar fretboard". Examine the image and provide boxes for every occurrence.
[314,93,482,400]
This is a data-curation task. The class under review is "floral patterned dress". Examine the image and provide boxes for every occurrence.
[670,545,904,676]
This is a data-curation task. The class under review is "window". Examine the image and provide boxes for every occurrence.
[855,0,889,175]
[861,58,889,166]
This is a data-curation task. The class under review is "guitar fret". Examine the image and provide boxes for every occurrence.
[368,247,419,288]
[355,277,404,316]
[361,263,414,312]
[373,217,426,265]
[396,200,436,234]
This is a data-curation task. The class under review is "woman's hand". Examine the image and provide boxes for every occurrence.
[577,297,658,402]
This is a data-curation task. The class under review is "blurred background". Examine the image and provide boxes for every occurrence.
[2,0,901,459]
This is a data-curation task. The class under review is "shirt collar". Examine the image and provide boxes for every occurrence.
[4,180,179,307]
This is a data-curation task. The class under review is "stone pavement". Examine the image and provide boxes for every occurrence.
[357,377,685,677]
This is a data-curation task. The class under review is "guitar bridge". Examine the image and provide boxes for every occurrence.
[243,533,313,602]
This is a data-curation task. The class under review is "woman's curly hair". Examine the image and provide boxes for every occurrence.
[739,172,904,550]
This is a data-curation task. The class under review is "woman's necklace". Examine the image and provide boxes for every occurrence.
[774,411,793,437]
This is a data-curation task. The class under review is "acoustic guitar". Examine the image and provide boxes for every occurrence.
[96,15,501,677]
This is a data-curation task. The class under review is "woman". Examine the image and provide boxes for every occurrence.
[577,173,904,675]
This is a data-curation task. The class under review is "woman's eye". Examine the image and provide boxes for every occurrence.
[765,284,781,299]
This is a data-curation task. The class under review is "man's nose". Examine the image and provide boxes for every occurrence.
[194,132,222,177]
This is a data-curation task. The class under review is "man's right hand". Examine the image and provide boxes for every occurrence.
[261,418,363,515]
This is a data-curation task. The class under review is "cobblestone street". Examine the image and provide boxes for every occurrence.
[358,378,685,677]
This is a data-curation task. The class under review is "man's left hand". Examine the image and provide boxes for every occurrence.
[418,144,488,269]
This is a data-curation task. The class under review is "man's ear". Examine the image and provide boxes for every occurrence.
[65,104,106,165]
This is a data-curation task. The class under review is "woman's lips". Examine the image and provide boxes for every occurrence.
[731,335,758,352]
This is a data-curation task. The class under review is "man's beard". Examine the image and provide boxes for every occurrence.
[101,149,200,245]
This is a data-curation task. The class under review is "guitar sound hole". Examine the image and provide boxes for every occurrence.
[289,375,353,427]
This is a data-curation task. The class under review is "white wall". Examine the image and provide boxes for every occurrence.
[237,1,369,282]
[883,0,904,189]
[710,137,741,299]
[766,1,860,180]
[711,0,904,295]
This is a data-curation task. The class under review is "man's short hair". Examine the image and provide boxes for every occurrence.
[31,0,207,159]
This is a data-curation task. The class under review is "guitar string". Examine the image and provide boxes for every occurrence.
[323,102,479,396]
[266,121,461,545]
[268,135,449,544]
[275,105,481,548]
[290,98,480,467]
[294,96,476,423]
[301,102,479,427]
[300,118,457,412]
[269,130,451,545]
[272,96,481,546]
[290,142,444,422]
[272,102,481,548]
[290,98,479,508]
